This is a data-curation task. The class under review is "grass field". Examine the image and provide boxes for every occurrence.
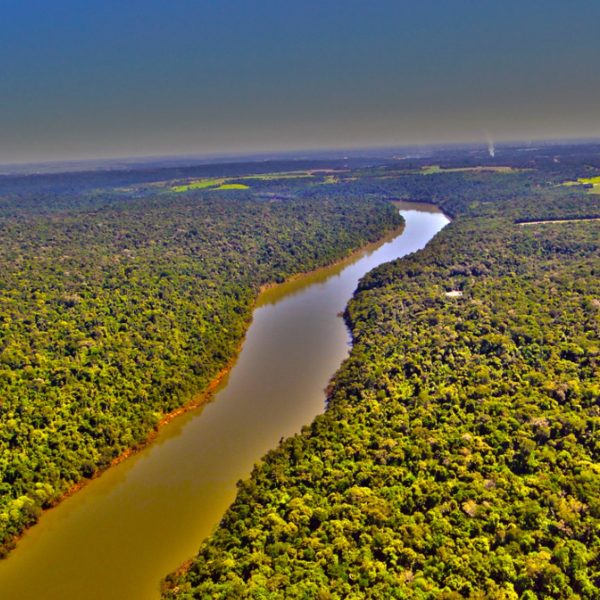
[172,179,225,192]
[562,176,600,193]
[214,183,249,190]
[172,171,317,192]
[172,180,250,192]
[579,176,600,192]
[321,175,339,184]
[171,170,347,192]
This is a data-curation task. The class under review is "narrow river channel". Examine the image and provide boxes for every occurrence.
[0,202,449,599]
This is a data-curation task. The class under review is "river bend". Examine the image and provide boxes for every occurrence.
[0,202,449,599]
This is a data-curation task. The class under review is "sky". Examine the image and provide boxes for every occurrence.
[1,0,599,163]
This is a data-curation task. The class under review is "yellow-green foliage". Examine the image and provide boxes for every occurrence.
[0,187,401,556]
[168,170,351,192]
[562,176,600,193]
[579,176,600,185]
[165,172,599,600]
[171,171,315,191]
[421,165,444,174]
[579,176,600,193]
[214,183,250,190]
[172,179,225,192]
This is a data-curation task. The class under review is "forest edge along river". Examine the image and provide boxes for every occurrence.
[0,201,449,599]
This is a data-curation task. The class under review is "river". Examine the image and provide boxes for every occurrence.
[0,202,449,599]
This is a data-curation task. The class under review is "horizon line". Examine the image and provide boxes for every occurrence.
[2,135,600,176]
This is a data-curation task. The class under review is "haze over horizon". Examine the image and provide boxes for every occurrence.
[2,1,600,164]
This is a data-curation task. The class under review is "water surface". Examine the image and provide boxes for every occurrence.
[0,202,448,599]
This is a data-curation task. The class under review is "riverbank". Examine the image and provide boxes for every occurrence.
[258,219,406,298]
[0,204,445,600]
[67,218,407,495]
[0,212,405,559]
[164,175,598,598]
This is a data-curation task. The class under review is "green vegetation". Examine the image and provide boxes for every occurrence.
[172,179,226,192]
[1,147,598,595]
[171,171,318,193]
[578,177,600,193]
[172,179,250,192]
[0,182,401,555]
[562,176,600,194]
[578,177,600,185]
[165,166,599,598]
[215,183,250,190]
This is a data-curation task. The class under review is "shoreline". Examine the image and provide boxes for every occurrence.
[162,200,449,591]
[258,220,406,296]
[2,341,247,558]
[2,210,406,558]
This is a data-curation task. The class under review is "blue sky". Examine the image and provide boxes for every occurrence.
[1,0,599,162]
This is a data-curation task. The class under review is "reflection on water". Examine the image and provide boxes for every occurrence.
[0,205,449,600]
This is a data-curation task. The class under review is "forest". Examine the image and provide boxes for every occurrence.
[164,151,599,598]
[0,170,402,555]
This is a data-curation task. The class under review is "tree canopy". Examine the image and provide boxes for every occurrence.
[164,150,599,599]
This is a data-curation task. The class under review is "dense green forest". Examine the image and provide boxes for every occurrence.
[165,160,599,598]
[0,176,402,555]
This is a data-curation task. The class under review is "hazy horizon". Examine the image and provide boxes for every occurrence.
[3,134,600,168]
[2,1,599,164]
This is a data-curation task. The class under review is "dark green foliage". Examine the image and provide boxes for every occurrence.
[0,184,401,554]
[165,163,599,598]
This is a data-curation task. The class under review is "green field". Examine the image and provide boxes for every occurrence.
[171,171,318,192]
[172,180,249,192]
[214,183,249,190]
[171,179,225,192]
[321,175,339,184]
[579,176,600,184]
[562,176,600,193]
[579,176,600,192]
